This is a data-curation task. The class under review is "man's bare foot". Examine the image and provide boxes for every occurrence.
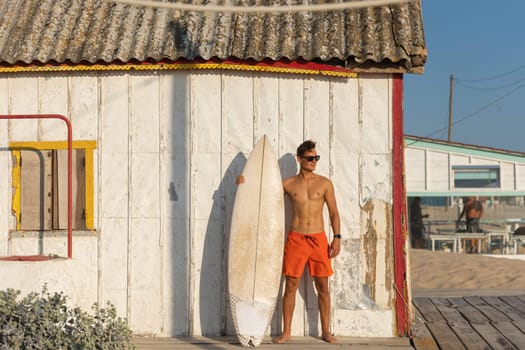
[273,333,291,344]
[321,333,337,343]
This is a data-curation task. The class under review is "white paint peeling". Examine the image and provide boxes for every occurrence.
[374,239,390,307]
[333,309,394,337]
[359,154,392,206]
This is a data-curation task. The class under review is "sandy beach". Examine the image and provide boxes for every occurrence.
[409,248,525,290]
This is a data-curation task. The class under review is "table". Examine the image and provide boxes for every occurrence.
[456,233,487,253]
[509,236,524,254]
[427,231,508,254]
[428,234,458,252]
[486,231,507,253]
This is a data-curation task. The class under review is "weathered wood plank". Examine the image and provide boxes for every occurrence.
[426,322,466,350]
[40,76,68,140]
[9,77,39,141]
[410,306,439,350]
[448,297,490,325]
[430,298,462,323]
[430,298,490,350]
[98,74,129,317]
[20,149,53,230]
[222,72,253,154]
[471,322,517,350]
[129,72,163,337]
[413,298,446,323]
[253,75,279,145]
[0,161,6,253]
[359,75,391,154]
[70,75,98,140]
[190,73,223,337]
[465,296,512,323]
[430,298,464,322]
[0,79,8,256]
[415,295,525,349]
[482,296,525,322]
[491,321,525,349]
[449,322,491,350]
[510,319,525,334]
[133,335,413,349]
[499,296,525,317]
[514,295,525,305]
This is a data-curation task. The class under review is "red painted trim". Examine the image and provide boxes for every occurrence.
[392,74,410,336]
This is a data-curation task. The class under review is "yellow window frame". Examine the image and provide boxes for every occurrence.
[10,140,97,230]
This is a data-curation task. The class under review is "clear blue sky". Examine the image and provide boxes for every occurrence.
[404,0,525,153]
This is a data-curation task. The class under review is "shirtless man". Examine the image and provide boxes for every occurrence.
[237,140,341,343]
[458,197,483,253]
[457,196,483,233]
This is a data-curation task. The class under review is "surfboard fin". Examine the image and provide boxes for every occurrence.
[230,294,274,347]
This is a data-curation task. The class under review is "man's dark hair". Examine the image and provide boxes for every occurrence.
[297,140,316,157]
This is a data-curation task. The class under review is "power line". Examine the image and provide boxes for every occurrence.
[456,64,525,83]
[456,76,525,91]
[108,0,414,13]
[407,80,525,144]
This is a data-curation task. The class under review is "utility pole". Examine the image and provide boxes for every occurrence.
[447,74,455,210]
[448,74,454,141]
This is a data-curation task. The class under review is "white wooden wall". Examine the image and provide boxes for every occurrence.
[406,147,525,194]
[0,70,396,337]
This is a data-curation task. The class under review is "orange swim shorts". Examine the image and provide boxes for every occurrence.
[282,231,334,278]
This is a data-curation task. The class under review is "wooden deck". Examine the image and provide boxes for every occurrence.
[133,335,413,349]
[133,292,525,349]
[412,293,525,349]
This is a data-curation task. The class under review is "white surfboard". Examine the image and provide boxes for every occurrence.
[228,135,285,347]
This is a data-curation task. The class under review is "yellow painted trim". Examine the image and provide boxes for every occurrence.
[84,148,94,230]
[0,62,358,78]
[9,140,97,150]
[12,150,21,230]
[10,140,97,231]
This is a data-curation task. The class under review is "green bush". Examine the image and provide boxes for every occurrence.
[0,285,134,349]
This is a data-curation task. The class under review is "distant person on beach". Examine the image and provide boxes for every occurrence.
[457,197,484,253]
[410,197,429,249]
[457,196,483,233]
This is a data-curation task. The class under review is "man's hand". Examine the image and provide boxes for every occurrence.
[236,175,245,185]
[329,238,341,258]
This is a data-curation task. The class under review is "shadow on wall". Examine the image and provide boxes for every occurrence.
[199,152,247,336]
[167,71,191,336]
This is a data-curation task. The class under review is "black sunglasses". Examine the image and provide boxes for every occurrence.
[301,155,320,162]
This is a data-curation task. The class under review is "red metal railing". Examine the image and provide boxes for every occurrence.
[0,114,73,259]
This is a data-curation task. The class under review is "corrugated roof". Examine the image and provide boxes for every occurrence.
[0,0,427,73]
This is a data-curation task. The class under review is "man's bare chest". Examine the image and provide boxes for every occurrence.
[288,185,324,203]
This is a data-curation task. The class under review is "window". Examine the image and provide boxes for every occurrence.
[11,141,96,231]
[452,165,500,188]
